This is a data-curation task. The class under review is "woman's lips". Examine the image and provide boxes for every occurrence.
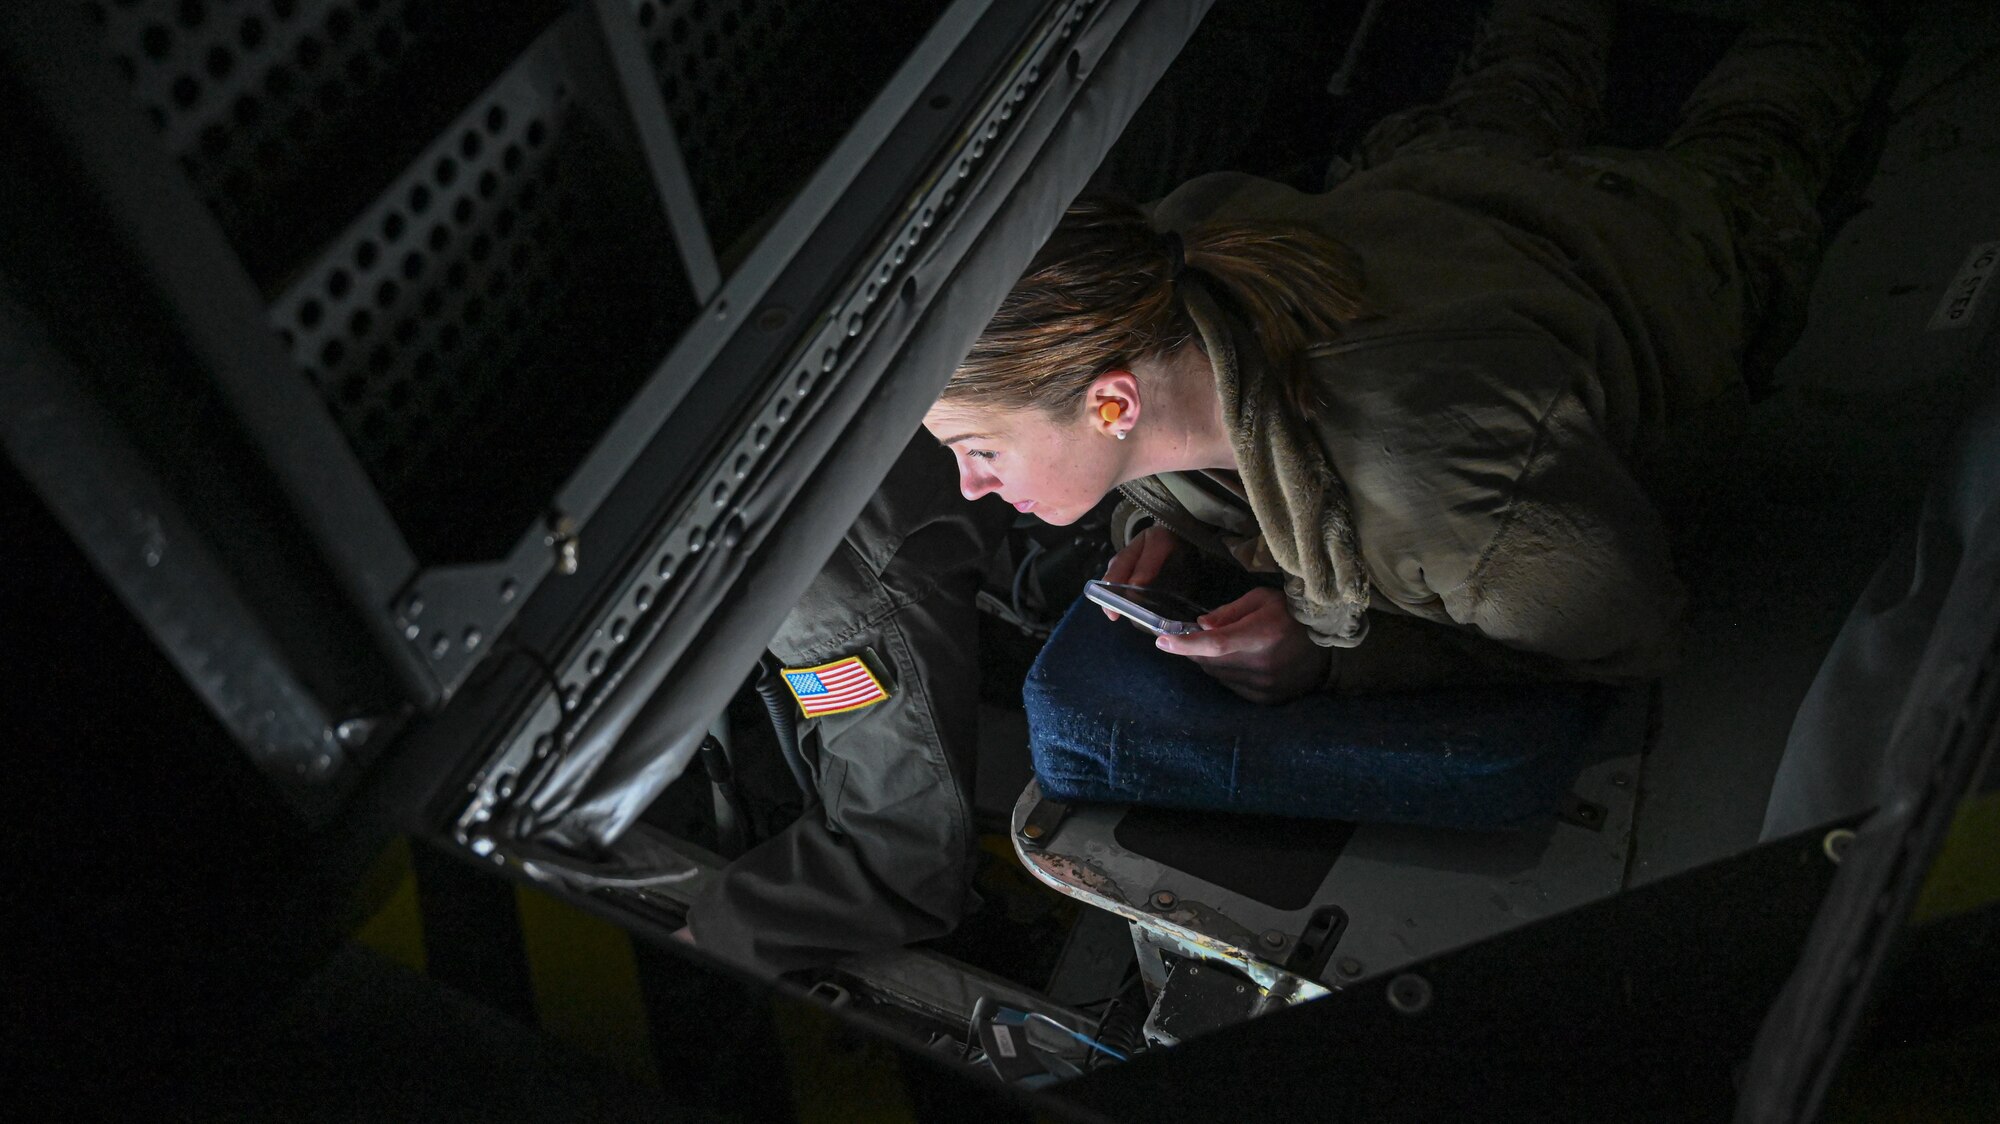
[1013,500,1036,514]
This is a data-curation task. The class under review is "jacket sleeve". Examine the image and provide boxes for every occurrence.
[1468,391,1684,672]
[686,440,1011,974]
[1331,363,1686,692]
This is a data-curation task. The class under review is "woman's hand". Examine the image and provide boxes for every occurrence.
[1099,526,1184,619]
[1156,586,1331,704]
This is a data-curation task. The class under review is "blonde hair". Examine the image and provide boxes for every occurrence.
[945,197,1371,415]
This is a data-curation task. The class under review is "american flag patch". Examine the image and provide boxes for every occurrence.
[780,653,891,718]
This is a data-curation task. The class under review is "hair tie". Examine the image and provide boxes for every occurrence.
[1160,231,1185,281]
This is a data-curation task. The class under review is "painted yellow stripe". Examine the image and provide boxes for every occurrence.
[513,884,661,1086]
[1910,788,2000,926]
[352,836,426,975]
[772,998,919,1124]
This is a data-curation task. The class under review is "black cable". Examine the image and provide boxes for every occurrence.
[754,652,817,804]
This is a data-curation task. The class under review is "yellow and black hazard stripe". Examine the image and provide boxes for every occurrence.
[352,837,659,1086]
[348,838,1052,1121]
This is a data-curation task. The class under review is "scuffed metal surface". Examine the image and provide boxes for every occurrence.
[1023,850,1130,907]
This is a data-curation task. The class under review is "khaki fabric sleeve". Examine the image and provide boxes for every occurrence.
[1336,389,1684,692]
[1313,327,1686,692]
[1438,390,1685,679]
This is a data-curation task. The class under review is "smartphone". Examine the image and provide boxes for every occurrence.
[1083,580,1212,637]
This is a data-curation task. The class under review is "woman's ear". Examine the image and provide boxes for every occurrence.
[1087,369,1142,439]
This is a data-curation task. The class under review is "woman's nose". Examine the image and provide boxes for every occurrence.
[957,460,999,501]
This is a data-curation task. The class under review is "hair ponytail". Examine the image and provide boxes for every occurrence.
[945,196,1372,416]
[1178,219,1370,412]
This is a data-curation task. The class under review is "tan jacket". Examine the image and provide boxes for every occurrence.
[1130,153,1748,692]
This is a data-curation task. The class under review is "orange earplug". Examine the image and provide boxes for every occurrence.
[1098,400,1123,425]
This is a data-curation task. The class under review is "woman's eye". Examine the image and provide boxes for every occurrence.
[966,449,996,460]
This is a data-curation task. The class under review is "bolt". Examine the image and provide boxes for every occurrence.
[1823,828,1857,864]
[1336,957,1364,978]
[547,513,580,575]
[1234,984,1246,995]
[430,633,450,659]
[463,627,481,651]
[335,717,375,747]
[1151,890,1177,910]
[405,594,424,618]
[499,578,519,603]
[1387,973,1433,1015]
[1021,822,1045,840]
[1260,930,1287,950]
[403,622,421,640]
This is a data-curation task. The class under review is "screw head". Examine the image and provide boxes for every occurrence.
[1151,890,1177,910]
[1823,828,1857,864]
[1260,930,1287,949]
[499,578,519,603]
[1336,957,1364,978]
[429,633,450,659]
[1021,822,1045,840]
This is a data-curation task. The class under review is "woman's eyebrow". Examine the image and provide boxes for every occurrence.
[937,432,993,446]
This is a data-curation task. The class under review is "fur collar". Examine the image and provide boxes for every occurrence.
[1184,282,1374,646]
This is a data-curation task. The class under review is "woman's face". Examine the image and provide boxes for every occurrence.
[923,397,1129,527]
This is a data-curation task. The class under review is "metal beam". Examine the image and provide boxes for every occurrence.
[583,0,722,303]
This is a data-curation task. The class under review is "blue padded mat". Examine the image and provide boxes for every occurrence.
[1025,597,1620,830]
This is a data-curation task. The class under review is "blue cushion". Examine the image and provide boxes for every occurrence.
[1024,597,1620,830]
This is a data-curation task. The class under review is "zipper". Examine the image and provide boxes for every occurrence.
[1116,479,1231,560]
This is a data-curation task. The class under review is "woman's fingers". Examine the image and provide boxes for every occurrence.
[1156,602,1280,657]
[1194,587,1280,630]
[1154,585,1330,705]
[1100,527,1182,617]
[1126,527,1181,587]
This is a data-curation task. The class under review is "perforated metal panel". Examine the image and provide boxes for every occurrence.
[82,0,561,286]
[264,52,691,563]
[79,1,692,567]
[636,0,948,257]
